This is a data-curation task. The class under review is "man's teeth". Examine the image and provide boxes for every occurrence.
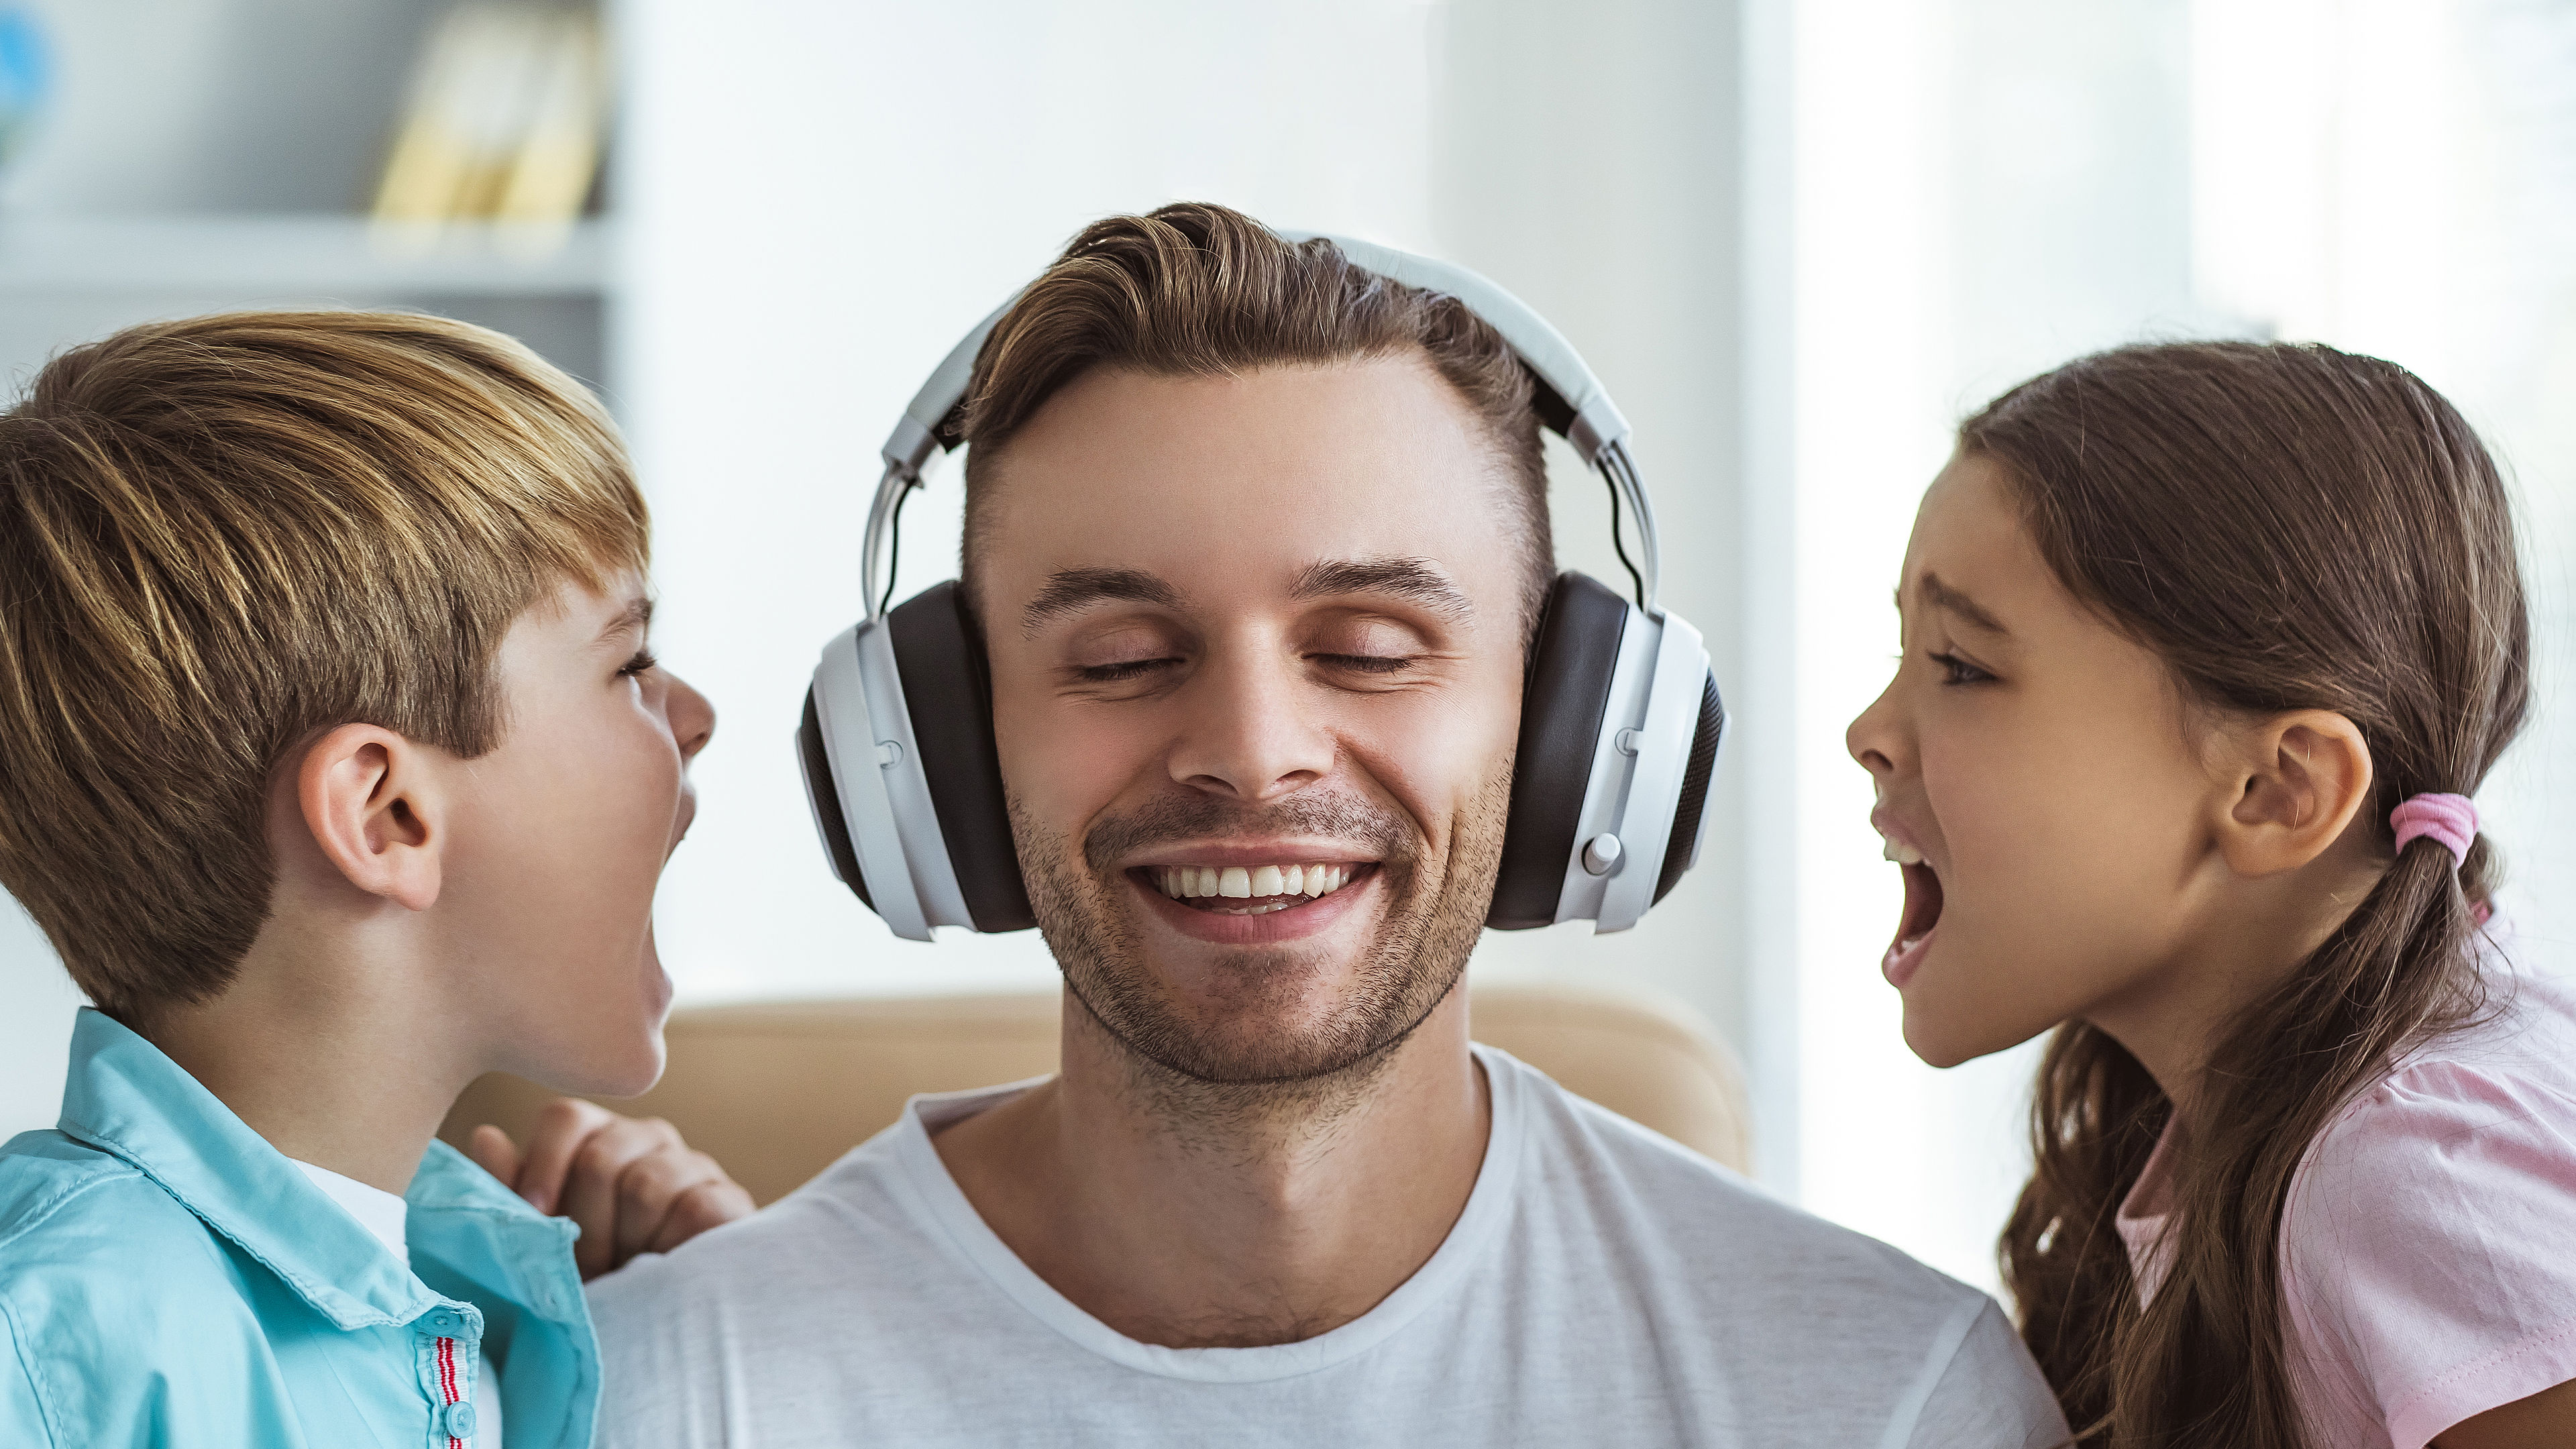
[1882,839,1925,867]
[1154,863,1354,905]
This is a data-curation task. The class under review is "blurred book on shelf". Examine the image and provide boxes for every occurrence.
[372,3,606,259]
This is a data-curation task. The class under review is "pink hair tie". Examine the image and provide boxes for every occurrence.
[2390,792,2478,870]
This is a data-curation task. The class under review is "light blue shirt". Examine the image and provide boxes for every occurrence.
[0,1009,598,1448]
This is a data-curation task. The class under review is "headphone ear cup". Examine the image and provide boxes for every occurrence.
[884,580,1034,932]
[797,687,873,910]
[1652,671,1725,907]
[1489,572,1631,929]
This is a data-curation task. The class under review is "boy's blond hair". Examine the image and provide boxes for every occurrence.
[0,311,648,1021]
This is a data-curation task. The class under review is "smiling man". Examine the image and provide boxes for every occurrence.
[586,204,2068,1446]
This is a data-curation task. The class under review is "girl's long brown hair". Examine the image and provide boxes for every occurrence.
[1969,343,2531,1446]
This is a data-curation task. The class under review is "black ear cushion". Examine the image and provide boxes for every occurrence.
[1489,572,1630,929]
[886,580,1035,932]
[1652,672,1725,907]
[798,688,872,910]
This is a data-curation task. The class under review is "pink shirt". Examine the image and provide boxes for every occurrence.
[2118,965,2576,1449]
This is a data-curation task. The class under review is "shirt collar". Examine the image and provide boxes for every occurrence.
[56,1007,448,1331]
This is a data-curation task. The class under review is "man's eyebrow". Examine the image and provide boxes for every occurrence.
[1020,568,1185,634]
[1914,573,2009,636]
[597,596,653,642]
[1288,556,1474,620]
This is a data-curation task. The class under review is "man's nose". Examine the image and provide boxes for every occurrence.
[1165,646,1335,804]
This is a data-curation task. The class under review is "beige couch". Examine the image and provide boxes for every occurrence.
[440,978,1748,1206]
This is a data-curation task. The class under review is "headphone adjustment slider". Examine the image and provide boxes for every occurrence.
[1581,833,1623,876]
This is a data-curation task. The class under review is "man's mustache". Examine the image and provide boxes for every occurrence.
[1081,791,1413,876]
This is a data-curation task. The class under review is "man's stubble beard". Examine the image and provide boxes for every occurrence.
[1013,761,1512,1141]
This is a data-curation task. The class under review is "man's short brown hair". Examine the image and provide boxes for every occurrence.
[0,311,648,1020]
[959,202,1552,635]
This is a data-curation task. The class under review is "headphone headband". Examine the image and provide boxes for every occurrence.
[862,230,1661,620]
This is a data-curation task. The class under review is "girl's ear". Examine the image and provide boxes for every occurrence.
[295,722,446,912]
[2215,710,2375,879]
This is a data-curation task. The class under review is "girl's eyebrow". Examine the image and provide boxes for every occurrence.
[1916,572,2010,636]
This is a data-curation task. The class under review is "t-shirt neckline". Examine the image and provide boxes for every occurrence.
[885,1042,1529,1384]
[292,1157,411,1269]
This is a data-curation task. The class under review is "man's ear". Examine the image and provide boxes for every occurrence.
[2215,710,2375,879]
[294,723,445,912]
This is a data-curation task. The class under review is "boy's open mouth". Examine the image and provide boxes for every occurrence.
[1883,841,1943,989]
[1138,861,1376,917]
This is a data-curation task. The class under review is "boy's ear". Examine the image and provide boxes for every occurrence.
[295,723,445,912]
[2215,710,2375,879]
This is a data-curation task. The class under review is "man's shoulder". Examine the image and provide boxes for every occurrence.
[589,1123,932,1322]
[1504,1058,1986,1318]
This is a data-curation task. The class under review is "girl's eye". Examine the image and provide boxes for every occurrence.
[1928,651,1992,686]
[619,649,659,678]
[1317,653,1415,675]
[1075,657,1179,683]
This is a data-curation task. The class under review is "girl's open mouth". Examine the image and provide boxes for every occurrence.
[1885,858,1943,988]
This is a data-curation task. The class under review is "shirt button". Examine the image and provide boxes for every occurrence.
[441,1401,478,1439]
[427,1311,457,1331]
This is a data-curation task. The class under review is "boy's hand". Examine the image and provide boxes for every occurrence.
[466,1100,755,1279]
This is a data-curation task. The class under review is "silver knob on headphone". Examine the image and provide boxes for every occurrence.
[1581,833,1623,876]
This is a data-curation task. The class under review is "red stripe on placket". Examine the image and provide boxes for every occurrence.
[436,1336,465,1448]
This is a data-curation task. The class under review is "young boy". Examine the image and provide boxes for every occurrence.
[0,312,749,1447]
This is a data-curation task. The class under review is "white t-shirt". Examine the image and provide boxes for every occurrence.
[587,1045,2068,1447]
[292,1159,504,1447]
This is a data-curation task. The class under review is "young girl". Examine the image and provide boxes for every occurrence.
[1846,341,2571,1448]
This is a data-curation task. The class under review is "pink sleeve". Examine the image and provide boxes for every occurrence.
[2279,1061,2576,1449]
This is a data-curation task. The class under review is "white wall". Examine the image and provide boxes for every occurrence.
[2186,0,2576,970]
[1776,0,2203,1289]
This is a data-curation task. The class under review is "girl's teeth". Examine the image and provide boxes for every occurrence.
[1882,839,1925,867]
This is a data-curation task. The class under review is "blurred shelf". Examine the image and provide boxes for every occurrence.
[0,215,613,297]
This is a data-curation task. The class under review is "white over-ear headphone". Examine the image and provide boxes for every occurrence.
[798,231,1724,942]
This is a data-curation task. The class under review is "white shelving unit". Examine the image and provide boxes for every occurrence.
[0,1,618,392]
[0,215,612,297]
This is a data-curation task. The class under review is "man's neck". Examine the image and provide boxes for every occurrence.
[139,922,471,1197]
[932,985,1491,1348]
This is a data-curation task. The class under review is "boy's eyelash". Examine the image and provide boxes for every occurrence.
[619,649,659,678]
[1927,651,1993,686]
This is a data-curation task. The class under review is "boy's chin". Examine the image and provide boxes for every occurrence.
[537,1031,667,1100]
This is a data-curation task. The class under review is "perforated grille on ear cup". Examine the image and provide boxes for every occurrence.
[1489,572,1630,929]
[1654,672,1725,906]
[797,688,872,910]
[885,582,1035,932]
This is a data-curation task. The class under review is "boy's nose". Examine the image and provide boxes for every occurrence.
[665,672,716,763]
